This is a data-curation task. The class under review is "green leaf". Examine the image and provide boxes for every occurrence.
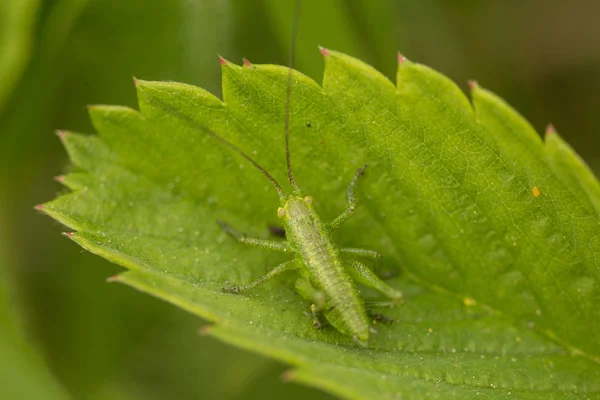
[41,51,600,399]
[545,126,600,216]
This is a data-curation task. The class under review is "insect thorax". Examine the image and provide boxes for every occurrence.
[280,195,335,263]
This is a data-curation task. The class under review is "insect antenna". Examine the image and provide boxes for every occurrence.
[285,0,302,192]
[146,90,285,197]
[196,123,285,198]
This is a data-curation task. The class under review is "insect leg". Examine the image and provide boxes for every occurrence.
[267,224,286,238]
[218,220,289,252]
[364,301,397,308]
[341,247,381,260]
[295,277,326,308]
[341,248,398,279]
[341,247,382,269]
[295,277,329,328]
[366,309,395,325]
[346,260,403,303]
[223,259,299,294]
[327,165,367,231]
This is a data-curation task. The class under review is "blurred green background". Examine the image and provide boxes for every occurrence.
[1,0,598,399]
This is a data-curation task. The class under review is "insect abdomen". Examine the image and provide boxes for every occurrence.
[313,256,369,340]
[284,197,369,340]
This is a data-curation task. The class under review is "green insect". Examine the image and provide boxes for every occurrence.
[205,0,402,344]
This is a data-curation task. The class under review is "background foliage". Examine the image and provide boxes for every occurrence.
[1,0,600,399]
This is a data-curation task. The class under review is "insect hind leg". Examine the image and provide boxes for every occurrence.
[223,259,299,294]
[341,248,399,279]
[364,301,396,329]
[346,260,403,304]
[327,165,367,231]
[366,308,395,325]
[218,220,289,252]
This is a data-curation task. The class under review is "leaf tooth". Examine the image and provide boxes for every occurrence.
[544,123,600,215]
[198,325,214,336]
[397,52,407,64]
[54,172,93,191]
[55,129,67,140]
[471,84,542,147]
[545,123,556,138]
[242,58,251,67]
[55,131,113,170]
[218,55,228,66]
[318,45,329,57]
[468,80,479,90]
[106,275,121,283]
[281,369,295,383]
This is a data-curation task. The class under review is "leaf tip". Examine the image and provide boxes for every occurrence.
[281,370,295,383]
[34,203,45,211]
[397,52,407,64]
[468,80,479,90]
[218,55,228,66]
[198,325,213,336]
[106,275,120,283]
[54,175,65,183]
[545,123,556,137]
[242,58,251,67]
[318,46,329,57]
[55,130,67,140]
[132,76,139,87]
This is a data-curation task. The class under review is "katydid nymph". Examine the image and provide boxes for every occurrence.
[210,1,403,344]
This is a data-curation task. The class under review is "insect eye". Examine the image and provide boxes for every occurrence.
[277,207,286,218]
[304,196,313,204]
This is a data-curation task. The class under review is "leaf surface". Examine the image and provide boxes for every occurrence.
[42,51,600,399]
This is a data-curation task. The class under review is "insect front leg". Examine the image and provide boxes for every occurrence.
[218,220,289,252]
[346,260,403,303]
[327,165,367,231]
[223,259,299,294]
